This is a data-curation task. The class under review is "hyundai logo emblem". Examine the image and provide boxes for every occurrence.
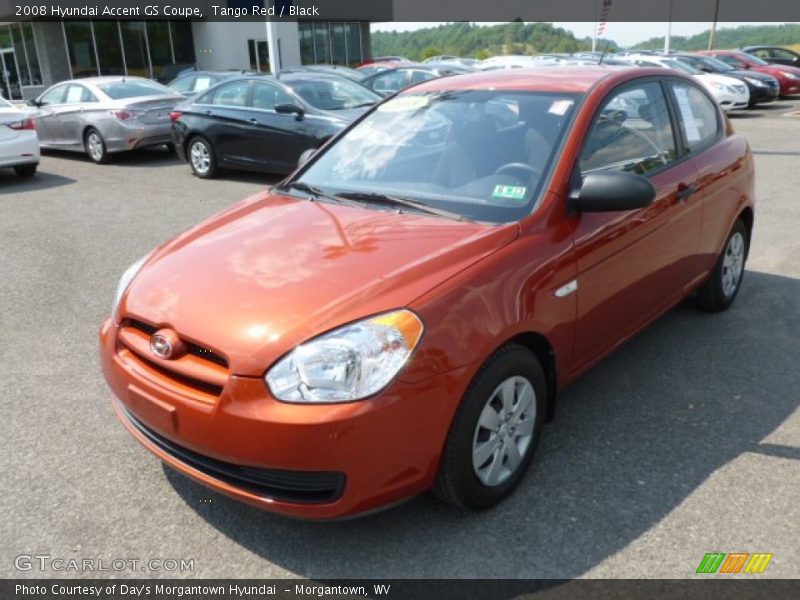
[149,328,185,360]
[150,334,172,359]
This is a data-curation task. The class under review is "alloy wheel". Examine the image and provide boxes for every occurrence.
[472,376,536,487]
[190,141,211,175]
[721,231,745,298]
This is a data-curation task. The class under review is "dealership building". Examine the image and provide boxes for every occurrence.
[0,5,376,100]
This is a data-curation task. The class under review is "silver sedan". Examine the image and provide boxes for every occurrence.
[29,77,183,163]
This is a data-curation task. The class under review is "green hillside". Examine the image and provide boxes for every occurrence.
[371,22,617,61]
[632,23,800,51]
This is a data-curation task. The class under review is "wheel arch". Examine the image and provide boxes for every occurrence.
[500,331,559,422]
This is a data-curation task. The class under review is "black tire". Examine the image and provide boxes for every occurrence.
[84,128,111,164]
[697,219,748,312]
[14,164,37,177]
[433,344,547,510]
[187,136,217,178]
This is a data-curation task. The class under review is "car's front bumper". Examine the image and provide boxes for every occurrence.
[99,318,467,519]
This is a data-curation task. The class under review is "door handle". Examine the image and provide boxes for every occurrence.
[248,118,258,124]
[676,182,697,201]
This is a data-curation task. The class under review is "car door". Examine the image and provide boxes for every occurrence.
[59,84,100,150]
[666,79,749,277]
[33,84,68,145]
[197,80,253,166]
[569,78,703,372]
[248,81,317,171]
[766,48,800,68]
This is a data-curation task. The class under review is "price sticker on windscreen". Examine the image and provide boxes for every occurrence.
[549,99,574,115]
[378,95,430,113]
[492,185,527,201]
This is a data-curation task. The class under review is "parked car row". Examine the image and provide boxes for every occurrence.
[6,44,798,181]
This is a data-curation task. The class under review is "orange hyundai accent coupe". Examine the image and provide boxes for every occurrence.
[100,67,754,519]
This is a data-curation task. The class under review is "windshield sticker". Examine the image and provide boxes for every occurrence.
[548,99,574,115]
[492,185,527,201]
[673,86,702,142]
[378,95,431,113]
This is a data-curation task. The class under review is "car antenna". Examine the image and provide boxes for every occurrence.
[599,42,611,66]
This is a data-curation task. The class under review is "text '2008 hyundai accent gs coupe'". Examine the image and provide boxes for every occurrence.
[100,66,754,519]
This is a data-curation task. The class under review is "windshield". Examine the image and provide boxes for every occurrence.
[0,97,11,108]
[296,90,580,223]
[286,78,380,110]
[661,59,702,75]
[697,56,735,72]
[738,52,769,66]
[98,80,175,99]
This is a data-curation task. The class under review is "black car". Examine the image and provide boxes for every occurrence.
[360,65,471,96]
[171,73,381,178]
[742,46,800,68]
[673,53,780,105]
[167,70,258,101]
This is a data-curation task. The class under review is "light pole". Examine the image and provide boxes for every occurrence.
[708,0,721,50]
[665,0,673,54]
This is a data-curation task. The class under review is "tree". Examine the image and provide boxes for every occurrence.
[420,46,442,60]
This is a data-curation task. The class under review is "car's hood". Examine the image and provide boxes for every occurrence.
[726,69,775,82]
[699,73,746,88]
[122,191,518,376]
[318,105,372,123]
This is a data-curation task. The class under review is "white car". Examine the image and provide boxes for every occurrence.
[0,97,39,177]
[623,55,750,111]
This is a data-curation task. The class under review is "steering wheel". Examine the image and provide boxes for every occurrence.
[494,162,542,181]
[604,120,668,165]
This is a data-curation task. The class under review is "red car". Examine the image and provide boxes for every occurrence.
[100,67,754,519]
[698,50,800,96]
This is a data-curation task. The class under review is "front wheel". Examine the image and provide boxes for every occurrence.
[433,344,546,510]
[697,219,748,312]
[85,128,111,164]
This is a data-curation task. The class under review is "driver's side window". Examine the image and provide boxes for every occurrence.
[580,81,676,176]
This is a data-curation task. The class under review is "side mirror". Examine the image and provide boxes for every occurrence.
[275,103,304,119]
[571,171,656,213]
[26,98,40,107]
[297,148,316,167]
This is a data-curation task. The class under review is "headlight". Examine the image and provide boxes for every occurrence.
[266,309,424,403]
[783,72,800,81]
[112,254,150,315]
[744,77,767,87]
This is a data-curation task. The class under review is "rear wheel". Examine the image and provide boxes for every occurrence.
[14,164,37,177]
[187,136,217,178]
[433,344,546,510]
[85,128,111,164]
[697,219,748,312]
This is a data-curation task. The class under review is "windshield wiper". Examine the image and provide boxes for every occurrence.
[337,191,468,221]
[279,181,364,208]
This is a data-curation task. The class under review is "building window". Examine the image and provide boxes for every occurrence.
[345,23,362,66]
[64,21,98,78]
[248,39,269,72]
[299,22,315,64]
[171,22,195,64]
[92,21,125,75]
[21,24,42,85]
[146,21,173,80]
[120,21,150,78]
[313,23,330,64]
[330,23,346,66]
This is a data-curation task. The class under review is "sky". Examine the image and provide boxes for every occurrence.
[370,22,792,48]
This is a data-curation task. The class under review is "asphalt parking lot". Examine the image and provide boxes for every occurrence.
[1,99,799,580]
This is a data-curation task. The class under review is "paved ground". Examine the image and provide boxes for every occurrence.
[1,100,798,580]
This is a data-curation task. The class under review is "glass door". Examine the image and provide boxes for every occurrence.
[1,50,23,100]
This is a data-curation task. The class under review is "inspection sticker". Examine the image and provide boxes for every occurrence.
[378,95,430,112]
[549,99,574,115]
[492,185,527,200]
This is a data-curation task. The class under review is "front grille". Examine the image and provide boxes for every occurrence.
[117,319,229,402]
[123,406,346,504]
